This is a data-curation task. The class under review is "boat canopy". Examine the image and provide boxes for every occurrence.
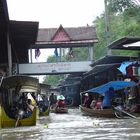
[0,75,39,92]
[86,81,136,96]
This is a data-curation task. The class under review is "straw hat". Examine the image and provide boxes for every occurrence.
[57,95,65,100]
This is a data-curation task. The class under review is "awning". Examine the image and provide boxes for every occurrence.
[86,81,136,96]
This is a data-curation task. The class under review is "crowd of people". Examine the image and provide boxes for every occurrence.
[82,86,140,114]
[83,87,116,110]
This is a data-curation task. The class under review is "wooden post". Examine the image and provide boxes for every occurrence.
[30,48,33,63]
[7,32,12,76]
[89,46,93,61]
[60,48,62,62]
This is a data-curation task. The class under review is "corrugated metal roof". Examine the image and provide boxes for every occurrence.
[91,55,138,67]
[108,37,140,50]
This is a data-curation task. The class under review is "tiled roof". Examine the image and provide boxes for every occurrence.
[37,26,97,42]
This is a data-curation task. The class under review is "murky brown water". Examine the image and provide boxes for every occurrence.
[1,108,140,140]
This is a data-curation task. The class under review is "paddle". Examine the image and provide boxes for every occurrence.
[15,115,20,127]
[15,110,24,127]
[113,106,137,119]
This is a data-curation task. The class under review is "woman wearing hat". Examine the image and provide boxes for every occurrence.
[56,95,66,108]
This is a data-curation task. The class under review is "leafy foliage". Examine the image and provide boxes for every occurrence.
[42,75,64,86]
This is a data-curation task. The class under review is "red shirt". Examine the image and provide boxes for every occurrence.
[57,100,65,107]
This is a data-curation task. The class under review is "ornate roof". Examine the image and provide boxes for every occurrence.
[33,25,98,48]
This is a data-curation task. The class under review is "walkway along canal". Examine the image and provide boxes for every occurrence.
[1,108,140,140]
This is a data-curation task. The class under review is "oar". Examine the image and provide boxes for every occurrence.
[121,110,137,119]
[113,106,137,119]
[15,115,20,127]
[15,110,24,127]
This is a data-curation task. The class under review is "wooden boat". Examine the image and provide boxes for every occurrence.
[39,104,50,116]
[39,108,50,116]
[0,105,38,128]
[0,75,39,128]
[50,106,68,113]
[79,105,115,118]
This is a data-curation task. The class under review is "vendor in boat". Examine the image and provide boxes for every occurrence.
[83,93,93,108]
[26,99,35,116]
[90,99,96,109]
[94,97,103,110]
[56,95,66,108]
[124,85,140,113]
[102,87,116,109]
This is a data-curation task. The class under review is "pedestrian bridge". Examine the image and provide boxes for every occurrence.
[18,61,92,75]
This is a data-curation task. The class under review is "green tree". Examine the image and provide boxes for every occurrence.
[42,75,64,86]
[93,0,140,59]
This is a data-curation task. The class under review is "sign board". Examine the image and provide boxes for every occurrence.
[18,61,92,75]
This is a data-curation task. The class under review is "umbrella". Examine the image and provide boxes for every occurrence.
[86,81,136,96]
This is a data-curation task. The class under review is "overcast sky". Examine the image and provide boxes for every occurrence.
[7,0,105,61]
[7,0,105,81]
[7,0,105,28]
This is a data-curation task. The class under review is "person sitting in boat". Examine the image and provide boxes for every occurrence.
[83,93,89,106]
[94,97,103,110]
[26,99,35,117]
[125,96,138,113]
[102,87,116,109]
[56,95,66,108]
[90,99,96,109]
[83,93,93,108]
[18,92,28,112]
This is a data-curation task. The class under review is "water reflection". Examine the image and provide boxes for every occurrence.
[1,108,140,140]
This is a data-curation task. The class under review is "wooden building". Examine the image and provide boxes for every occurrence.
[80,55,138,92]
[0,0,38,76]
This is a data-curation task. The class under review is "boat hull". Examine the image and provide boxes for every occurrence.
[0,105,38,128]
[39,107,50,116]
[79,105,115,118]
[50,107,68,113]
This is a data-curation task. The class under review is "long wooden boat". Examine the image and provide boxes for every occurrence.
[0,75,39,128]
[79,105,115,118]
[50,106,68,113]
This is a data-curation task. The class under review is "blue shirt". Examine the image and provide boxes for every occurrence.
[102,90,115,108]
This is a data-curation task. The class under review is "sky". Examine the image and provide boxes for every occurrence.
[7,0,105,28]
[7,0,105,82]
[7,0,105,63]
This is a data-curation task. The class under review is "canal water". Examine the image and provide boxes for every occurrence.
[1,108,140,140]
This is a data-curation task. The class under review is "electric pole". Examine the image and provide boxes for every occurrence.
[104,0,111,55]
